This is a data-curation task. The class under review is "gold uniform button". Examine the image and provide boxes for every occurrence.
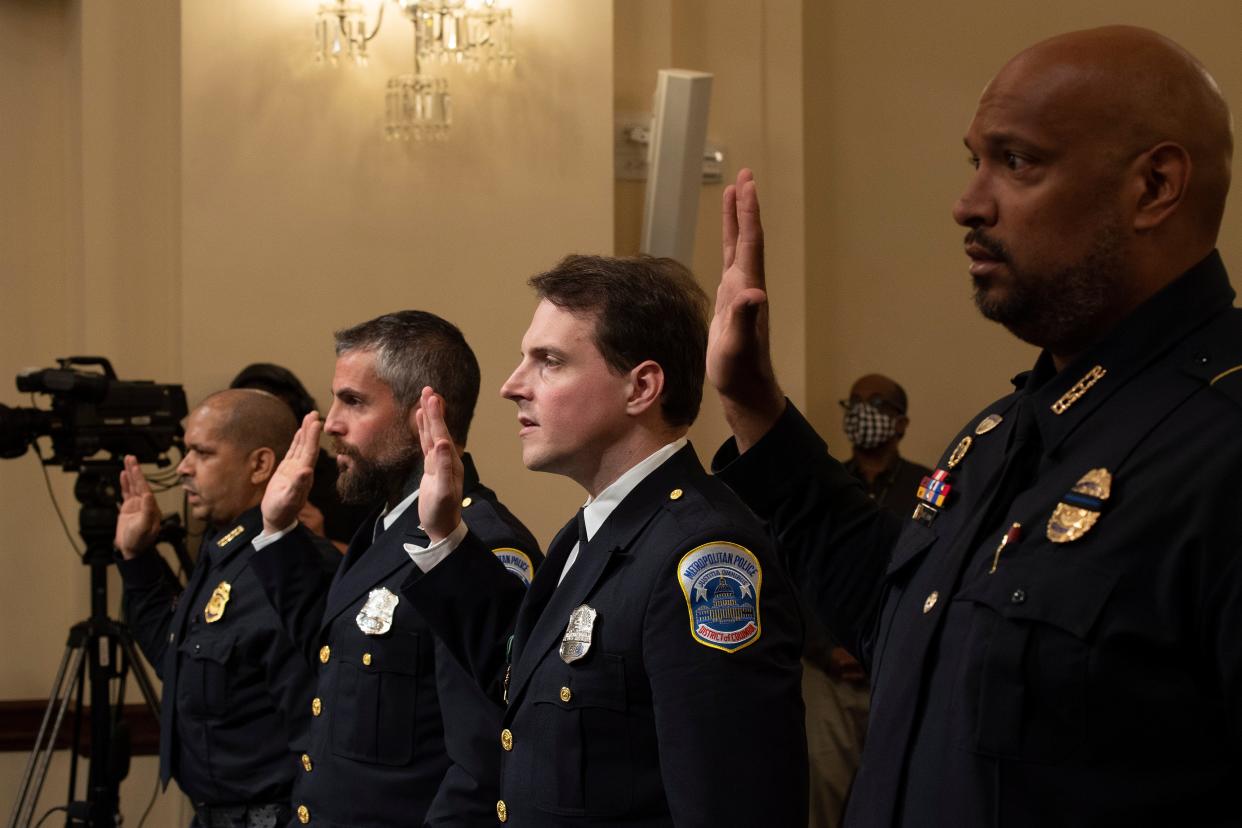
[462,496,473,508]
[319,645,331,664]
[923,591,940,614]
[297,804,310,824]
[301,753,312,772]
[559,686,572,703]
[496,800,508,823]
[500,728,513,751]
[311,697,322,716]
[669,488,683,500]
[362,653,372,666]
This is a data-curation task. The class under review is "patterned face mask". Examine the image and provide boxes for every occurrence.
[842,401,898,449]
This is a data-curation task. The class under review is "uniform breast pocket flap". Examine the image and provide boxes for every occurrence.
[532,653,632,817]
[179,632,237,718]
[954,555,1119,763]
[330,631,422,766]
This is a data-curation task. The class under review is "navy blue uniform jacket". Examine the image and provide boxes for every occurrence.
[714,252,1242,827]
[258,454,539,827]
[408,444,808,827]
[120,506,327,806]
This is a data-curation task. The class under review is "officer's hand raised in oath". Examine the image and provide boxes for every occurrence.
[115,455,162,559]
[708,168,786,452]
[415,386,463,544]
[261,412,321,535]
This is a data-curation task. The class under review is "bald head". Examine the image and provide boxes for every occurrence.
[956,27,1233,361]
[850,374,907,415]
[995,26,1232,242]
[197,388,298,459]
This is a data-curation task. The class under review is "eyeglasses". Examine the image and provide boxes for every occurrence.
[839,396,905,416]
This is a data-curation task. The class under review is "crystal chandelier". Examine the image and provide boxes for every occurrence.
[385,75,452,141]
[315,1,385,66]
[312,0,514,141]
[397,0,516,72]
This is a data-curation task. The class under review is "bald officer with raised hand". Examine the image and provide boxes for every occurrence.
[117,389,329,828]
[709,27,1242,828]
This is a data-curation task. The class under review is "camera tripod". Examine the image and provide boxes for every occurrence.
[7,463,185,828]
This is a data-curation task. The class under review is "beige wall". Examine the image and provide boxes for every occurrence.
[614,0,807,454]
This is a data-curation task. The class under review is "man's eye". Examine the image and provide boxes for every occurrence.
[1004,152,1029,171]
[966,154,980,170]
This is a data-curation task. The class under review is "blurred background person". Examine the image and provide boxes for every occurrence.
[805,373,932,828]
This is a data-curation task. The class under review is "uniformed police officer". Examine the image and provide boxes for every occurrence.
[408,256,808,826]
[254,311,540,827]
[708,27,1242,828]
[116,389,329,828]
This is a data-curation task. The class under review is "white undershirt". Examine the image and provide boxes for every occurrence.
[558,438,687,585]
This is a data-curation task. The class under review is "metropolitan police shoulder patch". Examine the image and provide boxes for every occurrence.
[493,547,533,587]
[677,542,762,653]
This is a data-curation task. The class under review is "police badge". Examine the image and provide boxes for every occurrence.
[204,581,231,624]
[559,605,597,663]
[1047,468,1112,543]
[356,587,399,635]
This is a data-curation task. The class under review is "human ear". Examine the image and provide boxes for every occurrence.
[1132,142,1191,232]
[250,447,277,485]
[626,361,665,416]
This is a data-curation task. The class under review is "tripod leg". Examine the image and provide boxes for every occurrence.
[118,635,160,720]
[6,641,87,828]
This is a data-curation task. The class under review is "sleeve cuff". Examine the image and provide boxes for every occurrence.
[253,521,298,551]
[406,520,470,572]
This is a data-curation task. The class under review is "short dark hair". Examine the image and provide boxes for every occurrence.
[530,255,709,427]
[333,311,481,444]
[230,362,318,421]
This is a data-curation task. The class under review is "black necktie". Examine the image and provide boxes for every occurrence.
[515,507,584,648]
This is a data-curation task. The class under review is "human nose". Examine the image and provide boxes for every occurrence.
[953,168,996,228]
[324,399,344,435]
[176,453,192,477]
[500,361,529,402]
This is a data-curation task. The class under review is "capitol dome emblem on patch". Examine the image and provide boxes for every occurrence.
[677,542,762,652]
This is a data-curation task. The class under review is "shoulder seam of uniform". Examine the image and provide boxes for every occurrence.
[1210,363,1242,385]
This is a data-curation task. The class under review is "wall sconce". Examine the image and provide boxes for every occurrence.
[397,0,516,71]
[313,0,514,141]
[315,0,385,66]
[386,75,452,141]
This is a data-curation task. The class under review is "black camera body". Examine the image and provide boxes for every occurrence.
[0,356,187,469]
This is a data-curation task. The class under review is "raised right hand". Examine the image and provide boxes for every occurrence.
[707,168,785,451]
[415,386,463,544]
[262,411,321,535]
[115,454,161,559]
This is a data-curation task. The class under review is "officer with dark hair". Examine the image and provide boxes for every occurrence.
[230,363,370,550]
[254,311,541,828]
[408,255,808,826]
